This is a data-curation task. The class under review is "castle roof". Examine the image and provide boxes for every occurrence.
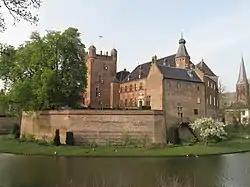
[122,54,199,83]
[122,55,176,82]
[237,57,248,85]
[196,59,216,76]
[157,65,202,83]
[116,69,130,82]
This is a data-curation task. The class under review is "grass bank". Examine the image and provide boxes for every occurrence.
[0,136,250,157]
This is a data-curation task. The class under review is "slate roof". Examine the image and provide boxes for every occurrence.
[196,59,216,76]
[175,38,190,58]
[116,69,130,82]
[157,65,202,83]
[122,54,198,82]
[122,55,176,82]
[237,57,248,85]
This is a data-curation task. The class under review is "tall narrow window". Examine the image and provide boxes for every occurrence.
[95,87,99,98]
[194,109,198,115]
[197,97,201,104]
[209,95,212,105]
[125,99,128,107]
[139,83,143,90]
[129,85,133,91]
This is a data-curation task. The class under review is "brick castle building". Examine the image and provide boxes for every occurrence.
[83,36,219,125]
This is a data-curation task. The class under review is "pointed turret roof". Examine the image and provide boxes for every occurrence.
[237,57,248,85]
[175,34,190,58]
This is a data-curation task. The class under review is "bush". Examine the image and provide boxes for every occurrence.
[138,105,151,110]
[53,129,61,146]
[190,117,228,144]
[65,131,74,146]
[166,127,180,144]
[12,123,20,139]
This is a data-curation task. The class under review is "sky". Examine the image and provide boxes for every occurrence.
[1,0,250,92]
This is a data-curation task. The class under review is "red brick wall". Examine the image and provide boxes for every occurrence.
[21,110,165,145]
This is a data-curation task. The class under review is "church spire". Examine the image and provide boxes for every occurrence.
[237,56,248,85]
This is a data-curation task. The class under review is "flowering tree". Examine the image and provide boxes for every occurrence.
[190,117,228,144]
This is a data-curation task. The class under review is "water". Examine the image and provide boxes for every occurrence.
[0,153,250,187]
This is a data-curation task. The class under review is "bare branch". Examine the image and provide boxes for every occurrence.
[0,0,42,32]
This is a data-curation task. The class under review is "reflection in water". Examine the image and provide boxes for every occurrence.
[0,153,249,187]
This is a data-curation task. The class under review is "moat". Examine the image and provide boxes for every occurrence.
[0,153,250,187]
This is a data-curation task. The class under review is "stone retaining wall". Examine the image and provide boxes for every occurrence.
[20,110,165,145]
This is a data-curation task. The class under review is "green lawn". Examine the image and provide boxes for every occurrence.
[0,136,250,157]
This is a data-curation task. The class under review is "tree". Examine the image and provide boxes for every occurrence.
[0,27,87,113]
[190,117,228,145]
[0,0,42,32]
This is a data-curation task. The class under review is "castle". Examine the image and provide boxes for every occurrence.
[83,36,219,125]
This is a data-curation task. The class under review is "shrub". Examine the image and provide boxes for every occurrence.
[12,123,20,139]
[53,129,61,146]
[65,131,74,146]
[138,105,151,110]
[190,117,228,144]
[166,127,180,144]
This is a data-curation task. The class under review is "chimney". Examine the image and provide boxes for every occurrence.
[106,51,108,55]
[100,50,102,55]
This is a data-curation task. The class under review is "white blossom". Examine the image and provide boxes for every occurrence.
[190,117,228,141]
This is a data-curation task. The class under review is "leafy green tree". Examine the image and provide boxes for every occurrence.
[0,0,42,32]
[0,27,87,113]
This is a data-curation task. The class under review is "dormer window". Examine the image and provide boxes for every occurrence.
[138,74,141,79]
[187,70,193,78]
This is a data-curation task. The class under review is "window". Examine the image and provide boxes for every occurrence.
[95,87,99,98]
[177,106,183,117]
[177,83,181,89]
[139,83,143,90]
[146,96,151,106]
[125,99,128,107]
[129,85,133,91]
[103,64,108,70]
[208,81,210,87]
[197,86,200,91]
[125,86,128,92]
[194,109,198,115]
[197,97,201,104]
[213,96,216,106]
[134,84,137,91]
[209,95,212,105]
[129,98,133,106]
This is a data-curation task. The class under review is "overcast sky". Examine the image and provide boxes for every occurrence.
[1,0,250,92]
